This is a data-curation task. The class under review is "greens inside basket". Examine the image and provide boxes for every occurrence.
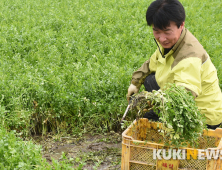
[129,83,207,148]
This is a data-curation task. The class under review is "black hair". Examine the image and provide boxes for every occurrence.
[146,0,185,29]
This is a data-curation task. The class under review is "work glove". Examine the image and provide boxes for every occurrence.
[127,84,140,102]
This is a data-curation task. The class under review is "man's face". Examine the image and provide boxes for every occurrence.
[152,21,185,49]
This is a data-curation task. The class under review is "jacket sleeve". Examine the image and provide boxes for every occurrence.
[131,50,158,88]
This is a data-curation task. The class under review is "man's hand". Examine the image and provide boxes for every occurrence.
[127,84,140,102]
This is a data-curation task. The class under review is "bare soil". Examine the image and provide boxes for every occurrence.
[31,131,122,170]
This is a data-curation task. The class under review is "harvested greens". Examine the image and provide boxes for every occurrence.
[130,84,207,147]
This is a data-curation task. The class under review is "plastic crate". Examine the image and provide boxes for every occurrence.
[121,118,222,170]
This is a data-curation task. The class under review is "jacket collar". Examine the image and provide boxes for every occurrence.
[172,28,187,52]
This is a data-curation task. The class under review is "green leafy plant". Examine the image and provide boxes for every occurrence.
[0,0,221,136]
[0,127,75,169]
[130,84,207,147]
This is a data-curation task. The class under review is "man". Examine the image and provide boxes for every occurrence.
[127,0,222,129]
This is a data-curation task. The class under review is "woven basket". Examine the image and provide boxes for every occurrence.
[121,118,222,170]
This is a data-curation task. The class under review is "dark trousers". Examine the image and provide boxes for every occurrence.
[143,73,160,121]
[143,73,221,130]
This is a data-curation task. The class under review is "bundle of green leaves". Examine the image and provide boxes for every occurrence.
[130,83,207,147]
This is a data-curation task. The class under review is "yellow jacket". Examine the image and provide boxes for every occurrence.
[131,28,222,125]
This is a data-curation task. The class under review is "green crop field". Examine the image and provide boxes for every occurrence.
[0,0,222,132]
[0,0,221,168]
[0,0,221,135]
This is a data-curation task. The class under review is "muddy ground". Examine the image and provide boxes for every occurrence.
[31,131,122,170]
